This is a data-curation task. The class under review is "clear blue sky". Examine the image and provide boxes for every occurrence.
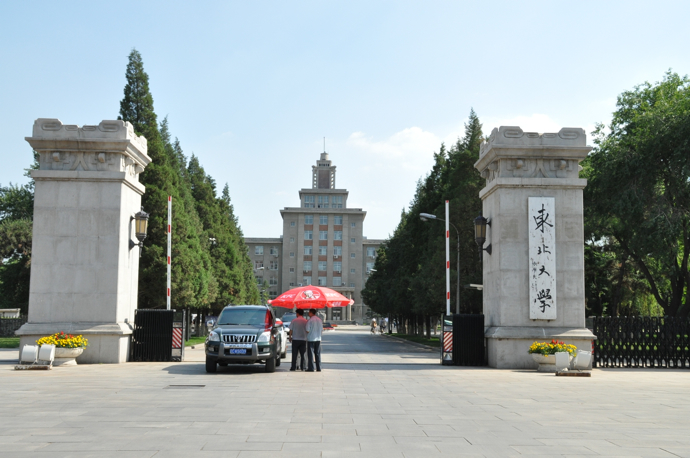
[1,1,689,239]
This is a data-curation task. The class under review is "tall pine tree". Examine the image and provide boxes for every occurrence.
[118,49,211,310]
[362,108,485,334]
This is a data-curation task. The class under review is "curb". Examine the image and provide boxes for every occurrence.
[380,333,438,351]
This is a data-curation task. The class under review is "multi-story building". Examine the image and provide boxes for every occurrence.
[245,152,383,323]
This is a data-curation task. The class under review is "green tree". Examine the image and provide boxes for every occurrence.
[362,108,485,334]
[118,49,212,310]
[582,71,690,316]
[187,156,259,310]
[221,184,260,305]
[0,184,35,313]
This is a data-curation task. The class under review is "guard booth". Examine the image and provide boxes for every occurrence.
[130,309,186,362]
[441,314,486,366]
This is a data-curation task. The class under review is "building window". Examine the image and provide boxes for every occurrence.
[366,262,375,273]
[319,246,327,256]
[320,215,328,225]
[305,215,314,224]
[350,282,355,288]
[289,267,295,273]
[304,195,315,208]
[304,246,312,255]
[367,247,376,257]
[318,196,329,208]
[333,277,342,287]
[290,237,294,243]
[351,222,356,228]
[289,252,295,258]
[319,231,328,240]
[318,277,327,286]
[333,246,342,256]
[334,215,343,225]
[350,237,356,243]
[334,231,343,240]
[350,253,356,258]
[303,277,312,286]
[290,221,296,227]
[304,261,312,272]
[254,260,263,269]
[305,231,313,240]
[270,247,278,255]
[290,282,295,286]
[333,262,342,272]
[255,246,263,255]
[350,268,355,273]
[332,196,343,208]
[318,261,327,271]
[270,261,279,270]
[269,277,278,286]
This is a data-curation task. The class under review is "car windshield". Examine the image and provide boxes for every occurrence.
[281,313,296,322]
[218,308,268,326]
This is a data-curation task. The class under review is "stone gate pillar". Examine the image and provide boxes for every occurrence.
[474,126,595,369]
[16,119,151,363]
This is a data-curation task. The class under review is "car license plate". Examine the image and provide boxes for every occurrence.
[229,349,247,355]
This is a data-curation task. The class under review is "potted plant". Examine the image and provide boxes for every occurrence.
[528,340,577,372]
[36,332,88,366]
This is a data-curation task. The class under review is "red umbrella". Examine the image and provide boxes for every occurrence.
[268,286,354,309]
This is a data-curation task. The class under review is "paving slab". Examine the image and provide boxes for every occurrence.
[2,329,689,457]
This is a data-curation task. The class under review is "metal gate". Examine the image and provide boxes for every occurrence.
[441,314,486,366]
[131,309,182,362]
[592,316,689,368]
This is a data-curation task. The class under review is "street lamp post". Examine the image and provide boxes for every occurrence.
[420,212,461,315]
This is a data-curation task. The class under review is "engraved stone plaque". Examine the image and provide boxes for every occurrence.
[529,197,556,320]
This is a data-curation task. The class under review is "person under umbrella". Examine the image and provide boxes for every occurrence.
[289,309,308,371]
[306,308,323,372]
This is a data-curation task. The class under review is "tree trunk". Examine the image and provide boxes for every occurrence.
[611,254,628,316]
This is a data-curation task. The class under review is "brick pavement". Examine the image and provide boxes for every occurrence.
[1,328,688,457]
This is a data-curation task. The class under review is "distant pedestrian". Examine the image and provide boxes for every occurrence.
[289,309,308,371]
[306,308,323,372]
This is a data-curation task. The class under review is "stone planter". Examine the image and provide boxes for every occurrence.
[531,353,573,372]
[53,347,84,366]
[531,353,557,372]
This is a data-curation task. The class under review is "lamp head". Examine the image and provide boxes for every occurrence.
[419,213,437,221]
[134,207,149,243]
[473,214,492,257]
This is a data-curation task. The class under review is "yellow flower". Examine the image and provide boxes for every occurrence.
[36,333,88,349]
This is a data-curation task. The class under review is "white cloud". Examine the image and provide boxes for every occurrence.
[347,127,443,173]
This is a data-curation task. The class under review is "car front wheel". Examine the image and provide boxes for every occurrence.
[205,356,217,373]
[265,355,276,373]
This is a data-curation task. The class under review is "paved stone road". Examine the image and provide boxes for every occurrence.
[1,328,689,457]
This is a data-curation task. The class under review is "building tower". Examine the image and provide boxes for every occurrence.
[245,151,383,323]
[312,152,336,189]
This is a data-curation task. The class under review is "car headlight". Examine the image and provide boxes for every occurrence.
[208,331,220,342]
[257,331,271,342]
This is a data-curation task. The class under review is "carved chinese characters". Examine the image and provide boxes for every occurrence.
[529,197,556,320]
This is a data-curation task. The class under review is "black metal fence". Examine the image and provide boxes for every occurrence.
[452,314,485,366]
[592,316,690,368]
[131,309,175,362]
[0,316,27,337]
